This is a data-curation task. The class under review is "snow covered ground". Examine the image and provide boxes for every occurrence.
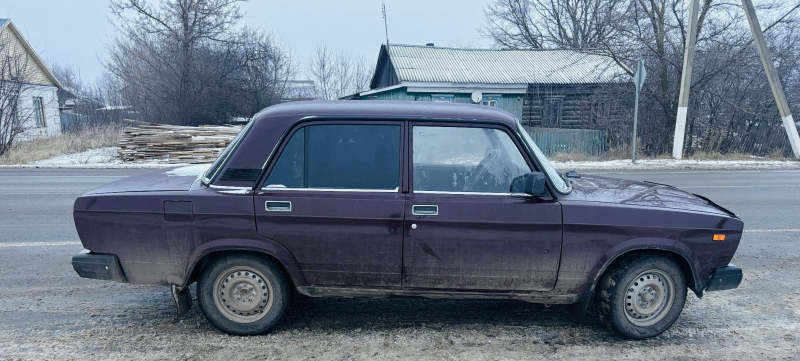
[551,158,800,171]
[3,147,800,170]
[0,147,178,169]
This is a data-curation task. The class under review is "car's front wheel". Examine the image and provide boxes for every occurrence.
[197,254,290,335]
[596,254,687,339]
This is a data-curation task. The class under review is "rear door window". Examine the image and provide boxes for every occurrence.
[265,124,401,191]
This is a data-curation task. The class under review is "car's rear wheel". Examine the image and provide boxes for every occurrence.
[596,254,687,339]
[197,254,290,335]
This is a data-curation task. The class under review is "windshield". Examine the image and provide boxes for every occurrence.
[202,119,254,183]
[515,120,571,194]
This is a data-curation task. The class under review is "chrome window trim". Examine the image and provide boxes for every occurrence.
[261,186,399,193]
[208,185,252,190]
[414,190,532,197]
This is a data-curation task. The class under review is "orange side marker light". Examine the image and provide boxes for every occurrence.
[713,234,726,241]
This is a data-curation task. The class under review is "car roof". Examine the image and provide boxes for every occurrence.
[214,100,520,188]
[251,100,519,128]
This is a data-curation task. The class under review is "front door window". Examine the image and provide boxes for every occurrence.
[412,126,531,194]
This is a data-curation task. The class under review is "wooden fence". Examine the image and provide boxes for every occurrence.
[524,127,607,156]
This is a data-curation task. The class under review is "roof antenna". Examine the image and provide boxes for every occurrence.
[382,3,390,48]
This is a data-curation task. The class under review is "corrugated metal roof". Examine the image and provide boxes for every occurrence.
[387,44,625,85]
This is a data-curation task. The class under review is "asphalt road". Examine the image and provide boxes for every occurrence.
[1,168,799,360]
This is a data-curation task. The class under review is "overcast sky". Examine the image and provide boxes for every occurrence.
[0,0,492,83]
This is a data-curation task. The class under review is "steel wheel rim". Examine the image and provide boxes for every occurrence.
[212,266,274,323]
[624,269,675,327]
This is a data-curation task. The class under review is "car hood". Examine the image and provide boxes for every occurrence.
[569,174,734,216]
[84,164,211,195]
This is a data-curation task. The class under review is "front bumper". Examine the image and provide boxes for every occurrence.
[72,250,127,283]
[704,264,742,292]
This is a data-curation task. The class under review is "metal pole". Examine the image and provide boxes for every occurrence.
[632,88,639,163]
[672,0,701,159]
[741,0,800,158]
[382,3,390,48]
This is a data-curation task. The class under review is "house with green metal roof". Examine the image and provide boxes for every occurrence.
[358,44,627,126]
[350,44,630,155]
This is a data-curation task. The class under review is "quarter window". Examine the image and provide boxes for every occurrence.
[265,124,401,191]
[412,126,531,194]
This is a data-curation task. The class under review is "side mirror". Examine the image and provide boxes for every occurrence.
[510,172,549,197]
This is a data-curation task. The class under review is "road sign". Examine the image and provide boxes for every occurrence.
[632,60,646,163]
[634,60,647,93]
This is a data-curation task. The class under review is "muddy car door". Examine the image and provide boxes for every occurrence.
[403,123,562,291]
[255,121,406,287]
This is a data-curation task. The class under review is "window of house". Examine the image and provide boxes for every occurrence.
[12,101,20,126]
[265,124,401,191]
[479,94,501,107]
[32,97,45,127]
[431,94,453,102]
[412,126,531,194]
[541,96,564,127]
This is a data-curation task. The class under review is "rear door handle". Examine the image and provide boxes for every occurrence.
[412,205,438,216]
[265,201,292,212]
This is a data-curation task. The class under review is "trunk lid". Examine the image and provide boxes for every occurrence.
[84,165,211,195]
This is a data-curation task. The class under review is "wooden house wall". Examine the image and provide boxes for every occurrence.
[521,84,628,130]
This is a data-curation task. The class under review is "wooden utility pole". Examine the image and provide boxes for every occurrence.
[672,0,700,159]
[741,0,800,158]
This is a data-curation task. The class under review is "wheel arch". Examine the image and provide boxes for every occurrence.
[567,244,700,322]
[182,239,308,289]
[596,248,698,297]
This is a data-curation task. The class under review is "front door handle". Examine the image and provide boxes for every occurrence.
[412,205,438,216]
[265,201,292,212]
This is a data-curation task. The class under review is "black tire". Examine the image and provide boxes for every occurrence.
[596,254,687,339]
[197,254,290,335]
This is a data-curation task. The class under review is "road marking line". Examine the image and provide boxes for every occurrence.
[0,193,81,195]
[0,241,82,248]
[744,229,800,233]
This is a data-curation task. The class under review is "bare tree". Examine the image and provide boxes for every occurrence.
[481,0,627,49]
[106,0,296,125]
[307,44,374,100]
[483,0,800,157]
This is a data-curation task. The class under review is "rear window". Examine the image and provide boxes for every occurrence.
[203,120,254,182]
[265,124,401,191]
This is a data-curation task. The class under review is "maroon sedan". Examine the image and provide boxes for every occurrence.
[72,101,742,338]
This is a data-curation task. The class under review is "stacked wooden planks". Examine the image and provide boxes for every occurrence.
[118,120,244,163]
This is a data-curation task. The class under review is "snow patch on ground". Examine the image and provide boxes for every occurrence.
[164,164,211,177]
[0,147,182,169]
[29,147,123,166]
[552,158,800,171]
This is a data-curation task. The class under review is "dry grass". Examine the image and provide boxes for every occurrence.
[0,124,123,165]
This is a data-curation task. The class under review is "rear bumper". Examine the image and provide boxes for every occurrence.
[704,264,742,292]
[72,250,127,283]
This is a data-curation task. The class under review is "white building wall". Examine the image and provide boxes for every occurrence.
[16,83,61,141]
